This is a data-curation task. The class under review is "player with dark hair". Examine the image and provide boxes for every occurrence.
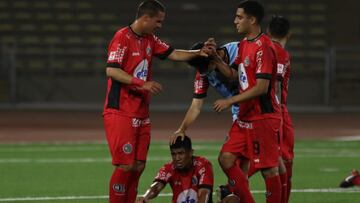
[268,15,293,203]
[173,41,240,138]
[136,135,214,203]
[103,0,214,202]
[211,1,282,203]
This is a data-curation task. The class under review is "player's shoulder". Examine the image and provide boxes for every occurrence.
[257,34,273,47]
[113,27,131,40]
[222,41,239,50]
[193,156,212,167]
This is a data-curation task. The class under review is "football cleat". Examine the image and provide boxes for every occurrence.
[216,185,231,202]
[339,169,359,188]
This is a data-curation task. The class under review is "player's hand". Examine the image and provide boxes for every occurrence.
[200,38,217,57]
[171,130,186,144]
[141,81,162,95]
[136,197,148,203]
[213,99,231,112]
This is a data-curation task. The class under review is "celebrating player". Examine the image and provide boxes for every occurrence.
[103,0,214,202]
[212,1,282,203]
[173,41,240,139]
[136,135,214,203]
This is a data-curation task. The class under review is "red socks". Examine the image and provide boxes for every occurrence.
[284,161,293,202]
[265,175,282,203]
[279,173,288,203]
[109,168,132,203]
[225,164,255,203]
[127,171,142,203]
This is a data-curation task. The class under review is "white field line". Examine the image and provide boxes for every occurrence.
[2,151,360,164]
[0,188,359,202]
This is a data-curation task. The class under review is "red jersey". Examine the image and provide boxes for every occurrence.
[233,33,281,121]
[154,156,214,203]
[273,41,291,106]
[103,26,173,118]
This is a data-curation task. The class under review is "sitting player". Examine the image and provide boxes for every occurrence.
[339,169,360,188]
[137,135,214,203]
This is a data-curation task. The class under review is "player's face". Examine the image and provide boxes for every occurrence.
[234,8,251,34]
[171,148,193,170]
[143,11,165,34]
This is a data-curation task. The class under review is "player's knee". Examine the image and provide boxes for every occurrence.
[218,152,236,170]
[261,166,279,178]
[116,163,136,172]
[135,161,146,172]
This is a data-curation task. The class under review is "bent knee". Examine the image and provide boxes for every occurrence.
[218,152,237,169]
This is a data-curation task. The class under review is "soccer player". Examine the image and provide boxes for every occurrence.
[212,1,282,203]
[174,41,240,138]
[136,135,214,203]
[268,15,293,203]
[339,169,360,188]
[103,1,214,202]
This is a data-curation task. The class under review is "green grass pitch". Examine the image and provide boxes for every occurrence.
[0,139,359,202]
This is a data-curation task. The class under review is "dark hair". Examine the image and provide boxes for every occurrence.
[136,0,165,19]
[238,0,265,24]
[187,42,210,72]
[170,135,192,151]
[268,15,290,39]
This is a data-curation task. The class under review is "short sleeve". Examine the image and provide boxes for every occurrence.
[198,161,214,188]
[255,45,275,80]
[152,35,174,60]
[106,32,129,69]
[154,165,171,185]
[193,71,209,99]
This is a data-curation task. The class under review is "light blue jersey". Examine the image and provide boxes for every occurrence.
[193,42,240,121]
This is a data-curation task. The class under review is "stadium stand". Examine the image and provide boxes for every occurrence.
[0,0,359,107]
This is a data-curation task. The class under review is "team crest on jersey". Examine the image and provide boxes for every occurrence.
[228,179,236,186]
[146,45,152,56]
[244,56,250,67]
[133,59,149,80]
[177,189,197,203]
[123,143,133,154]
[112,183,125,193]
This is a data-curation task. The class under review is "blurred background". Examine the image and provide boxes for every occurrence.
[1,0,360,112]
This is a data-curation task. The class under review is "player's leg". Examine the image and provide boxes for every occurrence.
[278,157,288,203]
[218,121,255,203]
[104,114,137,203]
[252,119,282,203]
[127,119,151,202]
[282,110,294,202]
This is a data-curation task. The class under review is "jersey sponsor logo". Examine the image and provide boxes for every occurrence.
[156,170,171,181]
[256,50,263,73]
[256,39,262,47]
[277,63,285,76]
[132,52,140,56]
[122,143,133,154]
[112,183,125,193]
[177,189,197,203]
[238,63,249,90]
[133,59,149,81]
[132,118,142,127]
[237,120,253,129]
[108,45,127,63]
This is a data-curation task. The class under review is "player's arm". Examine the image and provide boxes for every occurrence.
[213,78,269,112]
[136,181,165,203]
[197,187,212,203]
[167,38,216,61]
[106,67,162,94]
[174,98,204,135]
[210,50,238,80]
